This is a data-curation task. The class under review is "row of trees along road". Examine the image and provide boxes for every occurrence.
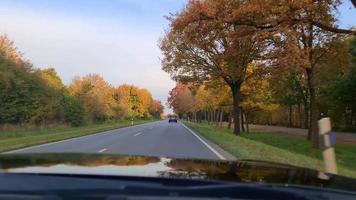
[160,0,356,148]
[0,35,163,128]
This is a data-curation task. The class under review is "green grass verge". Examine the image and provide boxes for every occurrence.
[0,119,155,153]
[184,121,356,178]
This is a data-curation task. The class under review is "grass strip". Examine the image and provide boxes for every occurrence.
[0,120,154,153]
[184,121,356,178]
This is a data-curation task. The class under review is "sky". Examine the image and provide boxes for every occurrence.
[0,0,355,114]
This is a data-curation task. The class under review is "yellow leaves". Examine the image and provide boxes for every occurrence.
[116,84,157,118]
[0,35,24,65]
[241,76,278,113]
[38,68,65,91]
[196,84,231,111]
[69,75,160,121]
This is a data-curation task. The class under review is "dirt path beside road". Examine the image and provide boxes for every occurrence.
[250,125,356,145]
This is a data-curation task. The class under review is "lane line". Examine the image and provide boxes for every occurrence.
[179,122,226,160]
[134,132,143,136]
[4,120,163,154]
[98,148,107,153]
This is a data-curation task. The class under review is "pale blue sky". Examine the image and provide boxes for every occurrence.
[0,0,354,113]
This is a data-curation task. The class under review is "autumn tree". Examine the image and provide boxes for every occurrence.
[195,79,232,125]
[187,0,356,147]
[69,74,115,122]
[116,84,159,119]
[149,100,164,118]
[240,74,278,131]
[264,0,355,147]
[160,0,266,135]
[0,34,161,128]
[167,84,197,119]
[0,35,62,124]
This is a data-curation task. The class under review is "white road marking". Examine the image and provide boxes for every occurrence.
[134,132,143,136]
[98,148,107,153]
[4,121,163,154]
[179,122,226,160]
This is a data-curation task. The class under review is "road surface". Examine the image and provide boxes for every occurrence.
[8,120,229,160]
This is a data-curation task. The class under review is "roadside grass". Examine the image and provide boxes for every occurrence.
[0,119,155,153]
[184,121,356,178]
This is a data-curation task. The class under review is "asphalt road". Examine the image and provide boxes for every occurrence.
[8,120,226,160]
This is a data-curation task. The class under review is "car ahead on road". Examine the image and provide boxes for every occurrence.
[0,153,356,200]
[168,116,178,123]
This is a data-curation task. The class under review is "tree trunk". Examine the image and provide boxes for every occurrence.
[305,23,319,147]
[289,105,293,127]
[207,110,211,124]
[211,110,214,123]
[228,112,232,129]
[306,68,319,148]
[304,100,309,130]
[230,83,241,135]
[215,109,220,126]
[245,113,249,133]
[219,108,224,127]
[298,103,302,128]
[240,108,245,132]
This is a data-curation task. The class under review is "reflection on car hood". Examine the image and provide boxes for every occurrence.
[0,153,355,191]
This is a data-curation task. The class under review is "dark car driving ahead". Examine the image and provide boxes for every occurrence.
[168,115,178,123]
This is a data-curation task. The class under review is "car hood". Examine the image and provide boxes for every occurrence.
[0,153,355,191]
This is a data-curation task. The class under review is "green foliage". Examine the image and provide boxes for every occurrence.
[0,36,54,124]
[318,37,356,131]
[272,70,306,107]
[63,96,85,127]
[0,35,164,128]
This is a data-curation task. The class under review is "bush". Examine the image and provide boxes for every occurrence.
[63,96,85,127]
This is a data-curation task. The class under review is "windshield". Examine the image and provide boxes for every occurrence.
[0,0,356,189]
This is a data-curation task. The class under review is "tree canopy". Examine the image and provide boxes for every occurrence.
[0,35,164,128]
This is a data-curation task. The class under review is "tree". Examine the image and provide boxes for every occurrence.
[191,0,355,147]
[240,70,278,131]
[37,68,69,123]
[319,37,356,130]
[271,70,306,127]
[63,95,85,126]
[195,80,232,125]
[149,100,164,118]
[160,0,265,135]
[69,74,115,122]
[116,84,156,119]
[167,84,197,118]
[0,35,59,124]
[137,88,153,117]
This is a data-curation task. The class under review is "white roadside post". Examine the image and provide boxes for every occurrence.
[318,117,338,175]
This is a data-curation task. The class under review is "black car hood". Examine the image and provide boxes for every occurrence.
[0,153,355,192]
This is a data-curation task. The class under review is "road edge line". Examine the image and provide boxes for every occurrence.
[180,122,226,160]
